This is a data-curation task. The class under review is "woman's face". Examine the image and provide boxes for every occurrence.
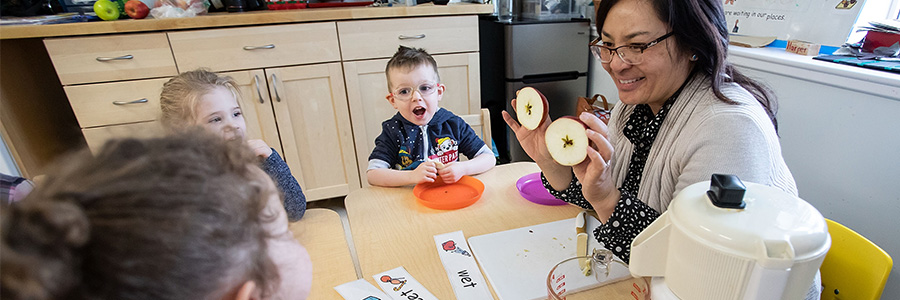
[250,167,312,300]
[599,0,693,112]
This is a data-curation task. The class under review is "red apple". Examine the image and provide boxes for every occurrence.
[545,116,589,166]
[515,86,549,130]
[125,0,150,19]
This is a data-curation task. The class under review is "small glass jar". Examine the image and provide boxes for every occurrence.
[498,0,513,22]
[547,248,650,299]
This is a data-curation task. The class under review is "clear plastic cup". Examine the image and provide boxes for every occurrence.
[547,249,650,300]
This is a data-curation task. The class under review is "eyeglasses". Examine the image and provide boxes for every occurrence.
[590,32,674,65]
[391,83,438,101]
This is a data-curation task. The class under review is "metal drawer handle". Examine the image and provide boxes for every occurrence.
[243,44,275,50]
[271,73,282,103]
[112,98,148,105]
[254,75,265,104]
[398,34,426,40]
[96,55,134,61]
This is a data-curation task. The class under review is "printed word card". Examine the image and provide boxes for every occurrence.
[372,266,437,300]
[334,279,391,300]
[433,231,492,300]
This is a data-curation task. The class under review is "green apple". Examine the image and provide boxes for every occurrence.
[94,0,121,21]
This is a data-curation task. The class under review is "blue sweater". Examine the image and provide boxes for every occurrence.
[261,149,306,222]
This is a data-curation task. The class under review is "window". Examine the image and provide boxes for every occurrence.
[846,0,900,43]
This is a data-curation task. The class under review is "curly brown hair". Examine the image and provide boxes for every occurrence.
[0,130,280,300]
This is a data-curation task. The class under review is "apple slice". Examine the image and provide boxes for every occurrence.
[545,117,589,166]
[515,87,549,130]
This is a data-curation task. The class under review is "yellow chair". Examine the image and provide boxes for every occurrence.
[820,219,893,300]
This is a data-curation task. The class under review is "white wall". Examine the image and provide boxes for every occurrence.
[588,46,900,299]
[729,47,900,300]
[0,133,20,177]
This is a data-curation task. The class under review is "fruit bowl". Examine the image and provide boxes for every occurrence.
[413,175,484,210]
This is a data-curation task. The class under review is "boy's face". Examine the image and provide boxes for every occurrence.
[194,86,247,141]
[386,64,444,126]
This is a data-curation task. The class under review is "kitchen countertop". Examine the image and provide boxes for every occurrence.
[0,2,493,40]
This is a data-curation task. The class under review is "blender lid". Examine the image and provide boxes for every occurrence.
[668,175,829,267]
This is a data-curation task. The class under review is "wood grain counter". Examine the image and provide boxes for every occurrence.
[0,3,492,39]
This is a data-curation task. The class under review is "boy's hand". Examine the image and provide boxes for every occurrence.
[411,161,438,184]
[437,161,465,183]
[247,139,273,158]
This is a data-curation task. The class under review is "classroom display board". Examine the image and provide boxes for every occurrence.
[724,0,866,46]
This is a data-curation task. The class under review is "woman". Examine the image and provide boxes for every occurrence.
[503,0,796,262]
[0,131,312,300]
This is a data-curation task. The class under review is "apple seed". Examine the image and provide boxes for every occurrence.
[562,135,574,148]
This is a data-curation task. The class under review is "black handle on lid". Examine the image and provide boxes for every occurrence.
[707,174,746,209]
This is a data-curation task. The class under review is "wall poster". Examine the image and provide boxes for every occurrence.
[724,0,866,46]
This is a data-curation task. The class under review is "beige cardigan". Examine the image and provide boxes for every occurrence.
[607,74,797,213]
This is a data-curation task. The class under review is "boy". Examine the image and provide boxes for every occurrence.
[367,46,496,187]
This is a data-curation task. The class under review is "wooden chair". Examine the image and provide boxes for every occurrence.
[820,218,893,300]
[460,108,493,153]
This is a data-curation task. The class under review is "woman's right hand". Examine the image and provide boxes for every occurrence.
[502,98,554,164]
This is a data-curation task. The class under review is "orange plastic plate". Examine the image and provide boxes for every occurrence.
[413,175,484,210]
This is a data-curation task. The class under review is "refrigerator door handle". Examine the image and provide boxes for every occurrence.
[521,71,582,84]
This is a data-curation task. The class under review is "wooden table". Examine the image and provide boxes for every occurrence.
[290,208,358,300]
[345,162,645,299]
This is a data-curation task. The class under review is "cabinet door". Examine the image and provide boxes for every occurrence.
[343,52,481,184]
[266,63,360,200]
[220,69,283,156]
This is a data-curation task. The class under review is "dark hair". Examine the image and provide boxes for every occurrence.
[596,0,779,131]
[384,45,441,91]
[0,130,279,300]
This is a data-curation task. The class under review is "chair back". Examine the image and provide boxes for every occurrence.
[820,218,893,300]
[460,108,492,152]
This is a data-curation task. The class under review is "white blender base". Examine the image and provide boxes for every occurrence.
[650,277,681,300]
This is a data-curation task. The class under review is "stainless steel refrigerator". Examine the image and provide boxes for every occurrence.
[480,17,591,163]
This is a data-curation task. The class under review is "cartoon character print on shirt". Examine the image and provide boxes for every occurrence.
[429,136,459,164]
[398,146,420,170]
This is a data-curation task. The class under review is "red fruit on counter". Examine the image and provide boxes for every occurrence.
[125,0,150,19]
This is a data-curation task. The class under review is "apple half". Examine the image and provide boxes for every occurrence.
[515,87,549,130]
[545,116,589,166]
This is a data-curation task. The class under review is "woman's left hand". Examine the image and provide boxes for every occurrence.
[571,112,619,219]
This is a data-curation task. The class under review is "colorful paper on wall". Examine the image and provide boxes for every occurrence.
[372,266,437,300]
[334,279,392,300]
[433,231,493,300]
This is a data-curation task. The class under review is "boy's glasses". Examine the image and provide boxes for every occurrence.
[589,32,674,65]
[391,83,438,101]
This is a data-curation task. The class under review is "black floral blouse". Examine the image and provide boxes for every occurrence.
[541,98,676,263]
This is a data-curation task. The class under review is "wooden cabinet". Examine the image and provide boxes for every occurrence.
[170,22,358,201]
[44,33,175,151]
[266,63,359,200]
[167,23,341,72]
[220,65,360,201]
[44,33,178,85]
[39,15,480,198]
[341,16,481,184]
